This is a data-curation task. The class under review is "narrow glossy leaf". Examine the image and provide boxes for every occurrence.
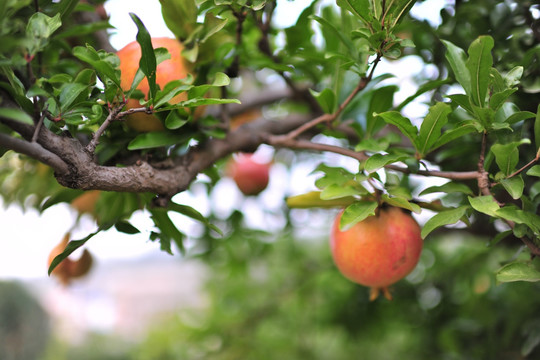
[500,176,524,200]
[340,201,378,230]
[165,110,188,130]
[364,153,409,172]
[0,108,33,125]
[381,195,421,214]
[504,66,523,88]
[418,102,451,157]
[159,0,197,40]
[73,45,121,88]
[419,182,473,196]
[321,184,363,200]
[286,191,357,208]
[376,111,418,149]
[48,231,100,275]
[534,104,540,151]
[115,220,141,234]
[150,209,185,254]
[468,195,500,217]
[505,111,535,125]
[336,0,371,24]
[130,13,157,100]
[496,206,540,233]
[168,202,223,235]
[313,164,355,188]
[489,88,517,112]
[396,78,452,112]
[527,165,540,177]
[431,121,477,149]
[491,142,522,175]
[442,40,471,95]
[496,261,540,283]
[127,131,191,150]
[466,36,494,107]
[55,0,79,21]
[448,94,473,114]
[385,0,417,27]
[421,205,469,238]
[471,104,495,130]
[309,88,336,114]
[310,15,355,57]
[58,82,88,110]
[366,86,398,136]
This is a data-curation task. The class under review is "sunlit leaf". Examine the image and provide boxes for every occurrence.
[496,261,540,283]
[421,205,469,239]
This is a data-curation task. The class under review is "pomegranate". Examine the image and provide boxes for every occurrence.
[227,154,270,196]
[330,206,422,300]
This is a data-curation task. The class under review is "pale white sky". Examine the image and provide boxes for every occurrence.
[0,0,446,279]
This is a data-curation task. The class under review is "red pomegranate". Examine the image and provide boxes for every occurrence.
[330,206,423,300]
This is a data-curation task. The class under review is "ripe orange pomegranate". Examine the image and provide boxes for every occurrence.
[117,37,192,132]
[330,206,422,300]
[227,154,270,196]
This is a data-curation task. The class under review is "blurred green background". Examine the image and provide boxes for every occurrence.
[4,222,540,360]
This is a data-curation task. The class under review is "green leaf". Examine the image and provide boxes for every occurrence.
[0,108,33,125]
[489,88,517,112]
[48,230,100,275]
[366,86,398,136]
[286,191,357,209]
[417,102,452,157]
[381,195,421,214]
[336,0,372,25]
[505,111,536,125]
[468,195,500,217]
[431,121,477,150]
[496,206,540,234]
[26,13,61,56]
[421,205,469,239]
[58,82,88,111]
[310,15,356,58]
[375,111,419,149]
[150,209,185,254]
[73,45,121,88]
[309,88,336,114]
[168,202,223,236]
[534,104,540,151]
[491,141,525,175]
[364,153,409,173]
[395,78,453,112]
[313,164,355,188]
[320,184,364,200]
[159,0,197,40]
[127,131,191,150]
[527,165,540,177]
[419,182,473,196]
[466,35,494,107]
[340,201,378,230]
[496,261,540,283]
[442,40,471,95]
[115,221,141,234]
[504,66,523,88]
[500,176,524,200]
[130,13,157,100]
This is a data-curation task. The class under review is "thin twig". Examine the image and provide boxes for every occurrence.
[505,151,540,179]
[267,135,480,181]
[86,101,126,154]
[31,103,48,143]
[477,131,492,196]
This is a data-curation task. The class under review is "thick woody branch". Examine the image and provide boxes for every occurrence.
[0,132,69,175]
